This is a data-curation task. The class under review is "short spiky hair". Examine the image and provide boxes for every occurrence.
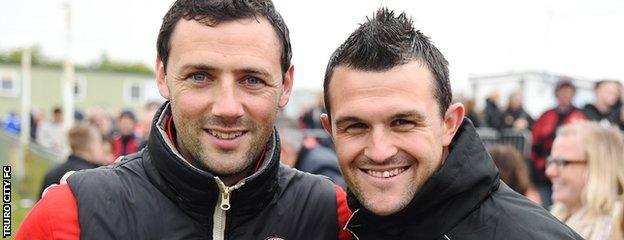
[156,0,291,73]
[323,8,451,119]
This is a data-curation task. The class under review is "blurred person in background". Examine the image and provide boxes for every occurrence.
[138,101,162,149]
[277,117,346,189]
[39,123,107,197]
[582,80,623,130]
[531,78,586,208]
[546,121,624,240]
[112,110,139,158]
[30,112,39,141]
[74,109,85,122]
[2,111,21,135]
[298,92,336,150]
[101,135,115,164]
[299,92,326,130]
[462,98,481,128]
[501,91,533,131]
[87,106,114,138]
[36,107,67,159]
[488,144,541,205]
[484,90,504,130]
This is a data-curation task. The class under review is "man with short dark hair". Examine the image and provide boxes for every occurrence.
[531,78,586,208]
[582,79,623,129]
[112,110,139,158]
[18,1,350,239]
[321,8,582,239]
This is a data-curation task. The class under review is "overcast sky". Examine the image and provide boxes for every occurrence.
[1,0,623,94]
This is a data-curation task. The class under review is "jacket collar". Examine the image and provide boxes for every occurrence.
[143,102,281,223]
[67,154,99,168]
[345,118,500,239]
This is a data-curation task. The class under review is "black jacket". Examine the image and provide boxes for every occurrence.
[40,154,98,197]
[344,119,582,240]
[582,103,624,130]
[295,145,346,189]
[67,103,345,240]
[501,107,534,130]
[484,99,503,130]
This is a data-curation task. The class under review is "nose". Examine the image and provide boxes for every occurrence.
[545,162,558,179]
[364,127,398,163]
[211,81,244,120]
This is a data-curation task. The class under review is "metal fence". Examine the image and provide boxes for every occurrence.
[475,127,532,157]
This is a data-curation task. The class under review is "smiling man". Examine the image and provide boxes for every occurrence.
[321,8,582,240]
[17,1,350,239]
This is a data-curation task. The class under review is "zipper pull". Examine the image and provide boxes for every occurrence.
[220,190,231,210]
[214,177,245,211]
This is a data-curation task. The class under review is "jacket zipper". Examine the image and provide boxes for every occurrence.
[212,177,245,240]
[345,209,360,240]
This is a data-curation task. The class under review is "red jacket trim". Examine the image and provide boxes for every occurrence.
[16,184,79,240]
[335,185,352,240]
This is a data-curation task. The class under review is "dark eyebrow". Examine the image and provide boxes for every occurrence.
[178,63,217,73]
[334,110,427,127]
[237,67,271,78]
[334,116,363,127]
[392,110,427,122]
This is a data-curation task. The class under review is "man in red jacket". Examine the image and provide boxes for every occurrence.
[17,1,350,239]
[530,78,586,208]
[112,110,139,158]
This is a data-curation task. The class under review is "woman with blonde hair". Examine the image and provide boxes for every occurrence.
[546,121,624,240]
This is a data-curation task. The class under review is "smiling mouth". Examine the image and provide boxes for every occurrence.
[206,129,246,140]
[364,167,408,178]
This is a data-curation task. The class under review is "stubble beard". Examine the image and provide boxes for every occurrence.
[347,155,435,216]
[349,174,418,216]
[175,115,273,178]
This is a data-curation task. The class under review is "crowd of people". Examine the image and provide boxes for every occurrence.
[462,78,623,209]
[464,78,624,240]
[11,0,624,239]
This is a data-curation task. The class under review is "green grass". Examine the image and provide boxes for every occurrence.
[1,134,55,236]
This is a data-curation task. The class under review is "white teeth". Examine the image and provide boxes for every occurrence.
[208,130,244,140]
[366,168,406,178]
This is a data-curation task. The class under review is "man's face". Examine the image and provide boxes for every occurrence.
[545,135,587,211]
[509,93,523,109]
[555,86,575,108]
[53,112,63,123]
[322,61,461,216]
[90,110,113,135]
[156,18,292,184]
[595,81,621,107]
[118,116,136,136]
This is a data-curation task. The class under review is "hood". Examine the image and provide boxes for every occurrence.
[346,118,500,239]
